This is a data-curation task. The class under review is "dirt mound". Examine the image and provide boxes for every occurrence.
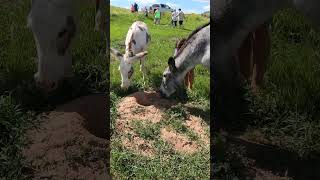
[117,91,176,124]
[22,94,110,180]
[116,91,209,156]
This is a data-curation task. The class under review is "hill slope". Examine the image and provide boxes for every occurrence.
[110,6,210,179]
[110,6,210,97]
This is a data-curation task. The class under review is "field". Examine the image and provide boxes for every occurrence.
[215,9,320,179]
[3,2,319,180]
[0,1,107,179]
[110,6,210,179]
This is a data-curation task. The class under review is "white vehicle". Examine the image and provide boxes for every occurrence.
[151,4,173,13]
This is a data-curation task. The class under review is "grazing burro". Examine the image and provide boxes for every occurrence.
[110,21,151,90]
[27,0,107,92]
[159,22,210,98]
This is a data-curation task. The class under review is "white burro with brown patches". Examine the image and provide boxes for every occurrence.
[27,0,107,92]
[111,21,151,90]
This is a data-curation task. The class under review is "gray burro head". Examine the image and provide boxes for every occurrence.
[159,57,184,98]
[159,22,210,98]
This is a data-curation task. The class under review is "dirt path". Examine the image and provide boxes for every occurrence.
[22,94,110,180]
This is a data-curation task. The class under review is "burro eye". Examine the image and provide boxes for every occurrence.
[128,67,134,79]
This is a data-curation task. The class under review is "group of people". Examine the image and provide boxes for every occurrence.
[171,9,185,28]
[130,2,139,13]
[153,8,185,27]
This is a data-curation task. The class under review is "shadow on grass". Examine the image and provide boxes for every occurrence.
[218,133,320,179]
[214,87,253,134]
[185,106,210,126]
[9,78,91,113]
[4,63,107,113]
[55,93,108,139]
[213,86,320,179]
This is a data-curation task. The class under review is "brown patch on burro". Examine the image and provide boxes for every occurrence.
[116,91,209,156]
[22,94,110,180]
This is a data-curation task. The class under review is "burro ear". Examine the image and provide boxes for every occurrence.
[110,48,123,60]
[135,51,148,58]
[168,56,177,72]
[126,51,148,63]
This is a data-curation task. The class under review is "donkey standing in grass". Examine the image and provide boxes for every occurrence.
[27,0,108,92]
[212,0,320,128]
[159,22,210,97]
[110,21,150,90]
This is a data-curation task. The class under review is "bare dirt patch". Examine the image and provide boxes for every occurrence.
[22,94,110,180]
[117,91,177,124]
[121,135,155,157]
[184,115,209,145]
[254,167,291,180]
[160,128,198,154]
[115,91,209,156]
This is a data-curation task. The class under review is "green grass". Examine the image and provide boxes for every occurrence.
[110,6,210,97]
[0,1,107,179]
[132,120,161,141]
[111,102,210,179]
[110,6,210,179]
[247,9,320,157]
[213,135,251,179]
[0,95,37,179]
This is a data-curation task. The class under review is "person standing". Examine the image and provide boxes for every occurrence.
[154,8,161,25]
[134,2,138,13]
[144,6,148,17]
[171,10,178,27]
[177,8,185,28]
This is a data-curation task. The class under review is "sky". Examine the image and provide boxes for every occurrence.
[110,0,210,14]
